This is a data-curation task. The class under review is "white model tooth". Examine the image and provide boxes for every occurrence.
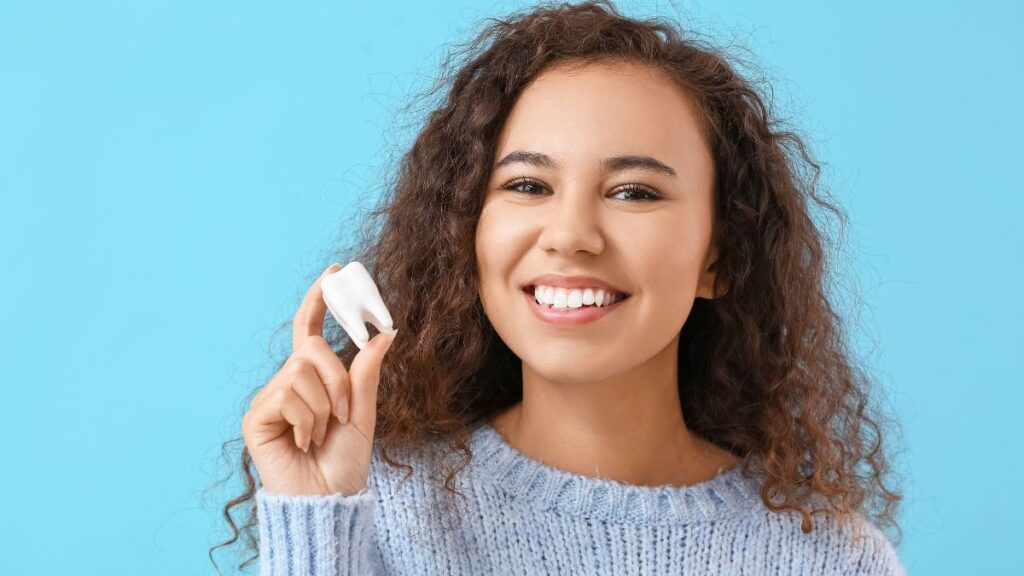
[582,288,595,306]
[321,261,396,349]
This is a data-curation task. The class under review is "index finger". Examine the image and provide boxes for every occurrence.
[292,262,342,352]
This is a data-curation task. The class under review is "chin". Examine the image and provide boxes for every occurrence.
[520,348,629,385]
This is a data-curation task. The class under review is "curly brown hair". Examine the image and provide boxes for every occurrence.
[207,1,904,572]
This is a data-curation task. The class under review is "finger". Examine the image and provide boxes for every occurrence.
[249,361,292,412]
[247,386,315,452]
[292,263,342,353]
[278,388,317,452]
[290,359,333,447]
[346,329,398,432]
[249,351,304,410]
[296,335,352,425]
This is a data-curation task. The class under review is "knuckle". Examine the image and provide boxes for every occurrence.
[286,358,314,381]
[241,411,258,438]
[321,372,343,392]
[291,356,314,372]
[270,387,289,406]
[296,335,327,355]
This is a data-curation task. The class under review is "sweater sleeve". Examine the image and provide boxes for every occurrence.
[255,486,384,576]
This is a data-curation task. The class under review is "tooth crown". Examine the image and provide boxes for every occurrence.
[533,285,621,309]
[321,261,396,349]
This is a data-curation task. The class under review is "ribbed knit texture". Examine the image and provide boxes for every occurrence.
[256,421,905,575]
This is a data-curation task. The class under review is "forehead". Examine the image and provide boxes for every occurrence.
[495,61,709,164]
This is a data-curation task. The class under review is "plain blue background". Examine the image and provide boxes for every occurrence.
[2,1,1020,574]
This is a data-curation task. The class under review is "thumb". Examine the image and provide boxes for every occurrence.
[347,330,398,431]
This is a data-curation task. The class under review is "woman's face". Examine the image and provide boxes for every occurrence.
[476,60,719,385]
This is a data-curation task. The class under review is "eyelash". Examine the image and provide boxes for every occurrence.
[499,176,663,202]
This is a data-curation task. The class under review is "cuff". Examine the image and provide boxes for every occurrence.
[256,487,379,576]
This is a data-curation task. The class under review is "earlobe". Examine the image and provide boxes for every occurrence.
[696,262,720,300]
[710,269,730,299]
[697,243,726,300]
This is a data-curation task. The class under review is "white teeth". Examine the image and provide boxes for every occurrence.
[553,288,568,308]
[582,288,595,306]
[531,285,624,309]
[567,290,583,308]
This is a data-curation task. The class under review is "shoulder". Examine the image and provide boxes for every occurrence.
[737,504,905,576]
[837,515,906,576]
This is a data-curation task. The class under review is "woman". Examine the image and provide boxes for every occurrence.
[211,1,906,574]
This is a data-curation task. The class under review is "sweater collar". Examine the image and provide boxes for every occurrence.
[468,420,765,524]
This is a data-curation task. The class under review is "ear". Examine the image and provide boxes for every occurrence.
[696,242,727,300]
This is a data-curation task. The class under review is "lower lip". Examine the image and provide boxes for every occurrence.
[522,287,629,325]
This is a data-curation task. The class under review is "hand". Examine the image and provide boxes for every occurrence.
[242,263,398,496]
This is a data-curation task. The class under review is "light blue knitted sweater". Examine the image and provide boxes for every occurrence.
[255,420,905,575]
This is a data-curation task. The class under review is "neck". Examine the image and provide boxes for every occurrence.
[488,334,739,487]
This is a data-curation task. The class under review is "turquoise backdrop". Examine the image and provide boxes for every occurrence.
[2,1,1020,574]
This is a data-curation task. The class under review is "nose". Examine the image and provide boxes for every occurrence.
[535,188,606,256]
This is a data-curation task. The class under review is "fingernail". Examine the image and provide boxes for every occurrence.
[337,397,349,425]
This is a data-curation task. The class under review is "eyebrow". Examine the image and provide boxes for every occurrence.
[493,150,677,177]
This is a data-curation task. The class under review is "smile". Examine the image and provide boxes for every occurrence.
[521,285,630,325]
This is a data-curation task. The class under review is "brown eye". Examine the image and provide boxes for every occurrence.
[610,186,662,201]
[499,177,663,202]
[501,177,547,195]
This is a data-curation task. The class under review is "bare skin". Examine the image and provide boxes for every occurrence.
[476,59,740,488]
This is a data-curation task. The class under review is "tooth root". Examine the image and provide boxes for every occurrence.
[363,293,395,335]
[334,301,370,346]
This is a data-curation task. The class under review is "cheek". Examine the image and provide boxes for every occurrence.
[475,204,530,305]
[475,211,501,284]
[621,218,707,316]
[476,205,532,270]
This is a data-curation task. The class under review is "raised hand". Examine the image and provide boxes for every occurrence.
[242,263,398,496]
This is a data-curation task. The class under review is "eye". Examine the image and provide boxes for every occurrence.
[499,177,663,201]
[609,183,663,202]
[501,177,548,196]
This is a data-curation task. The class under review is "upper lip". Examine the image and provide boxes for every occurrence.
[523,274,630,296]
